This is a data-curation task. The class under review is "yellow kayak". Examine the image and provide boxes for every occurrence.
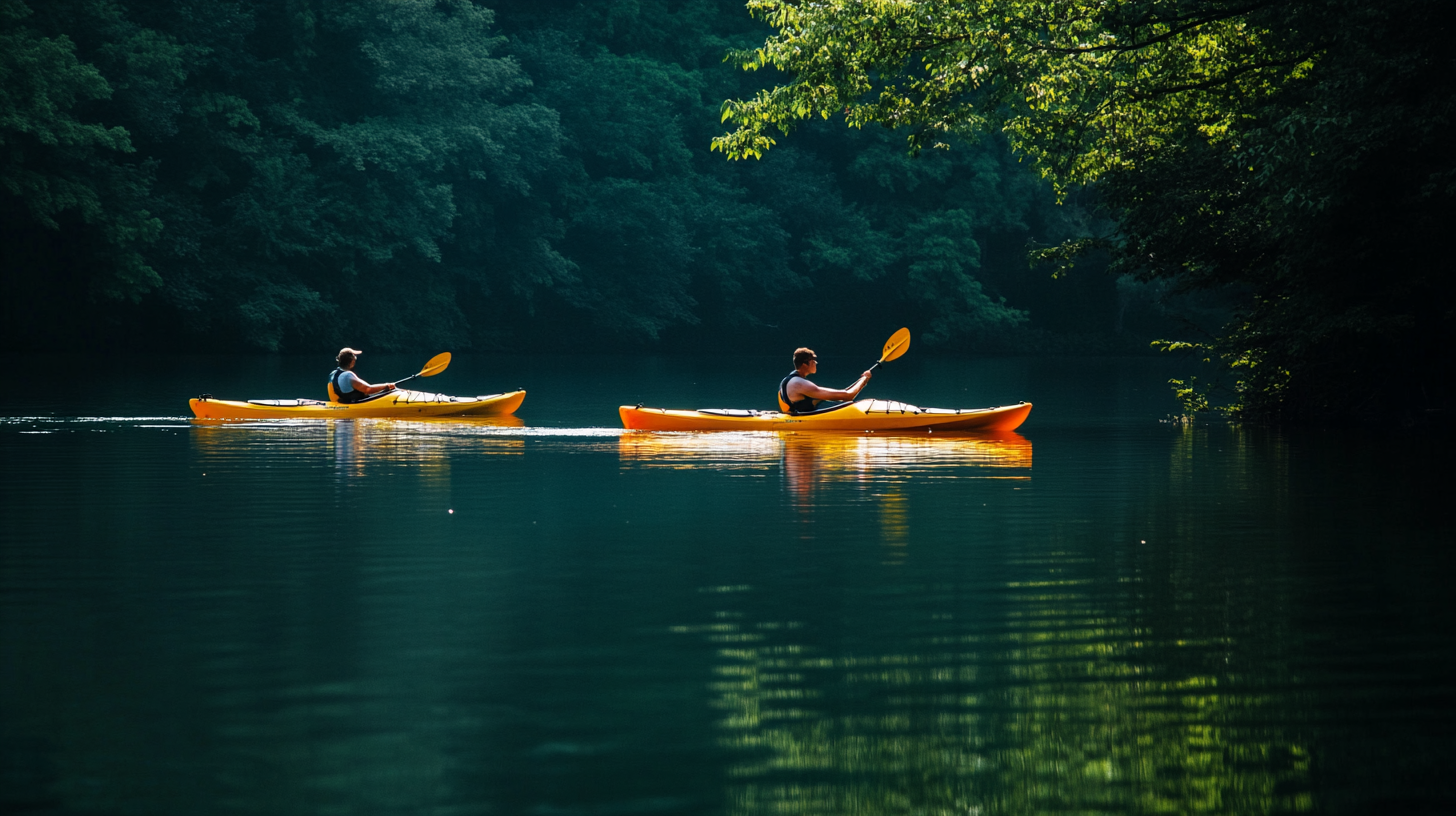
[619,399,1031,432]
[190,389,526,419]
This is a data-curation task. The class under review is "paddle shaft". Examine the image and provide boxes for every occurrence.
[862,328,910,387]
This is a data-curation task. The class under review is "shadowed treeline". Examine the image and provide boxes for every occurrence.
[0,0,1156,358]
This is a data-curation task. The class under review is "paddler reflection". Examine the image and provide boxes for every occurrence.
[331,417,526,477]
[332,419,362,478]
[784,436,914,559]
[779,432,1032,516]
[617,430,1032,506]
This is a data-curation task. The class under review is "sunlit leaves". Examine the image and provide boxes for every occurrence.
[715,0,1310,195]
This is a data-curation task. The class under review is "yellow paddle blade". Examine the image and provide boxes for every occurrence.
[418,351,452,377]
[879,328,911,363]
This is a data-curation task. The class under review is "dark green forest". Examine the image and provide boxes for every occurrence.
[3,0,1452,420]
[2,0,1125,356]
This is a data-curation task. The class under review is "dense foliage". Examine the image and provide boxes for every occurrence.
[2,0,1129,357]
[718,0,1456,421]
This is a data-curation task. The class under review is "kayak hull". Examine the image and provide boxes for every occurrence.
[190,389,526,419]
[619,399,1031,432]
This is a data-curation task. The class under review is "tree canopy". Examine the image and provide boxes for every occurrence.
[717,0,1456,421]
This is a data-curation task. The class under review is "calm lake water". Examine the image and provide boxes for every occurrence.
[1,353,1452,816]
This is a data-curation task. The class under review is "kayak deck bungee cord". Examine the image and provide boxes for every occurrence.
[619,399,1031,432]
[190,389,525,419]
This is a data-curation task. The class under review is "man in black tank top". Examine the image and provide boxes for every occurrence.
[329,347,397,403]
[779,347,873,414]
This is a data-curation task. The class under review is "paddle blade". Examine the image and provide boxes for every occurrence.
[418,351,452,377]
[879,328,911,363]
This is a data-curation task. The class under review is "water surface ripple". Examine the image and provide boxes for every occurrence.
[1,355,1452,816]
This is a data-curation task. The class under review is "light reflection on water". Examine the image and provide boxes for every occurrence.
[675,591,1312,816]
[627,428,1312,814]
[617,431,1032,474]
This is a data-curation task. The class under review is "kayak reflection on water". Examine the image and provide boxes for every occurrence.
[617,430,1032,509]
[188,416,526,482]
[778,432,1031,505]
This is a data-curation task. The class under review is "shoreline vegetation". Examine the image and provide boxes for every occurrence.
[3,0,1451,422]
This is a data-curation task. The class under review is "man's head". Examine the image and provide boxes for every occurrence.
[337,347,363,369]
[793,347,817,371]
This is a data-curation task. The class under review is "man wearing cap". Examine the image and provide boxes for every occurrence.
[779,347,872,415]
[329,348,396,404]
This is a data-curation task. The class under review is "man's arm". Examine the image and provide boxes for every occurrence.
[792,371,873,402]
[349,376,396,395]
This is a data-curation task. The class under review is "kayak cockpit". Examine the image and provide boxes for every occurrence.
[696,401,859,418]
[247,399,329,407]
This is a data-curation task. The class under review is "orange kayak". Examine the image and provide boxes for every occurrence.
[190,389,525,419]
[619,399,1031,432]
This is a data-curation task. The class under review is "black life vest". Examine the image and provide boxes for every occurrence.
[330,368,366,404]
[779,372,818,415]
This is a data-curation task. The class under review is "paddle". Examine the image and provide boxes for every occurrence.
[392,351,452,388]
[868,327,911,373]
[841,328,910,405]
